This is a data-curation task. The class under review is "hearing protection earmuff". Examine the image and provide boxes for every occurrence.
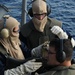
[28,0,51,17]
[0,15,10,38]
[56,39,66,63]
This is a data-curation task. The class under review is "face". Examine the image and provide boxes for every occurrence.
[47,46,60,65]
[33,13,46,20]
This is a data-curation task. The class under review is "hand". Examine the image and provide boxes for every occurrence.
[4,58,42,75]
[31,41,49,57]
[31,44,43,57]
[51,26,68,39]
[24,59,42,72]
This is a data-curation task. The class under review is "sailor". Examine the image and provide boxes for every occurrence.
[0,15,25,60]
[19,0,66,58]
[33,38,75,75]
[0,4,26,71]
[0,4,8,75]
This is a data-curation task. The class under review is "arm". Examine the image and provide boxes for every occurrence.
[4,59,42,75]
[51,26,75,48]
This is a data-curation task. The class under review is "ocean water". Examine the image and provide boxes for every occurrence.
[0,0,75,58]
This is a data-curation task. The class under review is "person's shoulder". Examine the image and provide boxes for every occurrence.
[20,20,32,29]
[47,17,62,27]
[20,20,33,37]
